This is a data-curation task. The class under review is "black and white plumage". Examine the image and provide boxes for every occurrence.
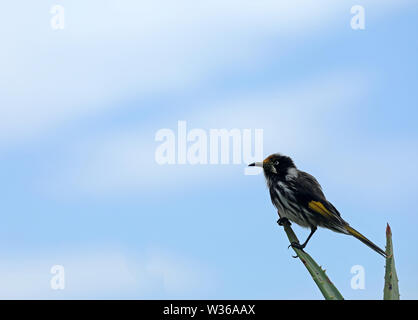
[249,153,386,257]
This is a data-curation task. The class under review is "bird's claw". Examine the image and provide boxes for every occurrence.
[288,242,305,258]
[288,241,305,250]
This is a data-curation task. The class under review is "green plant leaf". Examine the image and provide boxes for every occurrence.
[278,218,344,300]
[384,224,400,300]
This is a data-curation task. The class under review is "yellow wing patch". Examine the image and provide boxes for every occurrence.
[308,201,334,218]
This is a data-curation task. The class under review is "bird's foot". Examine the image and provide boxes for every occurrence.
[288,242,306,258]
[277,217,290,226]
[288,242,305,250]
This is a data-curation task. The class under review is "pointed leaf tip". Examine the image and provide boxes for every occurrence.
[386,223,391,236]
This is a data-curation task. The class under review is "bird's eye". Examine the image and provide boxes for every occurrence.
[274,160,279,166]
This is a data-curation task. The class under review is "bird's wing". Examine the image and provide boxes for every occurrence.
[293,171,344,224]
[293,171,385,256]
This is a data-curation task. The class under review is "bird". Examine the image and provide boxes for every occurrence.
[249,153,386,257]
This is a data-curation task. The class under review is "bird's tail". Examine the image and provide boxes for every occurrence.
[344,225,386,257]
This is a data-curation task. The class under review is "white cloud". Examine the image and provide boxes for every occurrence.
[0,0,412,147]
[44,66,418,205]
[45,70,368,197]
[0,248,215,299]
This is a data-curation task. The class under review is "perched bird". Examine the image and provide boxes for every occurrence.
[249,153,386,257]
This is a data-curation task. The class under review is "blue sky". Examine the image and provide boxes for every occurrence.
[0,0,417,299]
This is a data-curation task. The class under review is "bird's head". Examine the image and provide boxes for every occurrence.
[249,153,296,177]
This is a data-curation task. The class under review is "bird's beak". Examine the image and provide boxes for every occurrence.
[248,162,263,167]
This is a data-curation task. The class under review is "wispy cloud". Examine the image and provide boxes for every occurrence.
[0,0,410,147]
[44,70,368,197]
[0,248,215,299]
